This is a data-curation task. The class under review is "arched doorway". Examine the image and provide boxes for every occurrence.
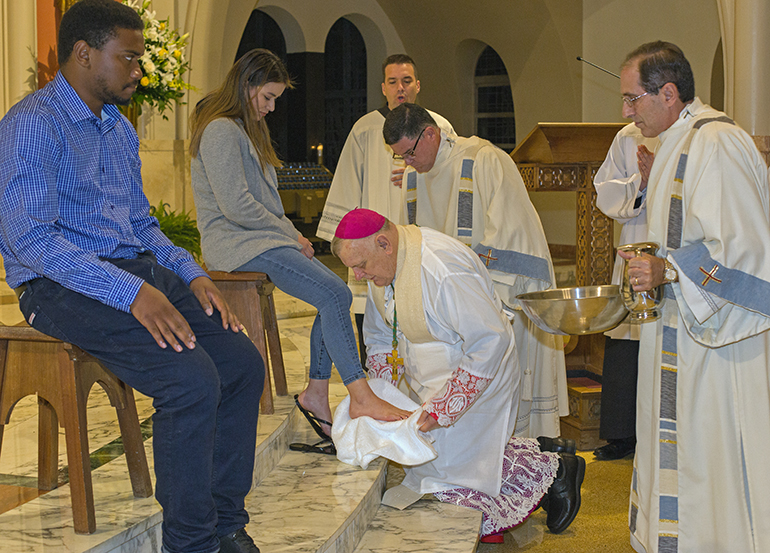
[323,18,367,171]
[235,10,290,160]
[474,46,516,151]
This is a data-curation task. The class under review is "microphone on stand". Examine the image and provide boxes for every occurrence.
[576,56,620,79]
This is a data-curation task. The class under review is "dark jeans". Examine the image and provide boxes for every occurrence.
[18,254,264,553]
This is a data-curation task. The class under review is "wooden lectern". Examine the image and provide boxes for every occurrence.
[512,123,624,449]
[512,123,624,292]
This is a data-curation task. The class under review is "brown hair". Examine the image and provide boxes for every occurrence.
[382,103,437,145]
[382,54,417,81]
[189,48,293,169]
[622,41,694,103]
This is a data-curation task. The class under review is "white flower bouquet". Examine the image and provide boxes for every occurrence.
[122,0,193,118]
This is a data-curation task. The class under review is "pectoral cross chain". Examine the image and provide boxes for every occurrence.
[388,285,403,382]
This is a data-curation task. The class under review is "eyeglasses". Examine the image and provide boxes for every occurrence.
[392,127,426,160]
[622,91,649,106]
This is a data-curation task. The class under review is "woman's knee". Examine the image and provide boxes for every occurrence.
[324,278,353,307]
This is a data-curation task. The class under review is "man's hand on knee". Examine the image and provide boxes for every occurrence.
[189,276,244,332]
[131,282,197,352]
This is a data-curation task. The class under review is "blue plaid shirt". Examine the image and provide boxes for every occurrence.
[0,72,207,312]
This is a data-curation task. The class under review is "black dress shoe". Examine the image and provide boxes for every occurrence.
[546,453,585,534]
[593,438,635,461]
[219,528,260,553]
[537,436,577,455]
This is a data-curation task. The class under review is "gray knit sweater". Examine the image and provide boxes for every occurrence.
[191,118,301,272]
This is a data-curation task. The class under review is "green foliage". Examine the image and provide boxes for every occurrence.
[122,0,195,119]
[149,201,201,262]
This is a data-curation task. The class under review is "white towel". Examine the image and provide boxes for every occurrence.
[332,378,438,469]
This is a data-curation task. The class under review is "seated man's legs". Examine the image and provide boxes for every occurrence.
[18,254,264,553]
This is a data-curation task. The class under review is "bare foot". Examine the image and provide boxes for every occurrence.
[347,379,412,421]
[297,381,333,437]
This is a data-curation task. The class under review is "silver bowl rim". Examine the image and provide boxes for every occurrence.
[516,284,621,302]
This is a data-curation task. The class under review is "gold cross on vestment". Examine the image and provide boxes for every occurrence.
[387,349,403,381]
[699,265,722,286]
[478,249,498,267]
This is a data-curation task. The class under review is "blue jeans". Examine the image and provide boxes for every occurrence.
[236,246,365,385]
[18,254,264,553]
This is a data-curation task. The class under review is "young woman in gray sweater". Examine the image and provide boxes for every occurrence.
[189,49,409,450]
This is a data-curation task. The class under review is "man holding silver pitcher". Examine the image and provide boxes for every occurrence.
[618,41,770,553]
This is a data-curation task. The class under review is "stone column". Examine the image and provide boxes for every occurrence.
[0,0,37,115]
[718,0,770,134]
[734,0,770,135]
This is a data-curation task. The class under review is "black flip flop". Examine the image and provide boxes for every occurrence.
[294,394,333,442]
[289,440,337,456]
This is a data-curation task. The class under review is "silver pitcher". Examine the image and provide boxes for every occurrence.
[617,242,664,321]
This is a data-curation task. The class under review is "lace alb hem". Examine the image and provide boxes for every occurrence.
[433,437,559,536]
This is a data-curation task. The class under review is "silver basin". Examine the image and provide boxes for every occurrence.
[516,285,629,336]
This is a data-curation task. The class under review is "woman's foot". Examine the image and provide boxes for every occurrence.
[347,379,412,421]
[297,384,333,438]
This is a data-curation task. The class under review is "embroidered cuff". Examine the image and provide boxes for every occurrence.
[424,367,492,426]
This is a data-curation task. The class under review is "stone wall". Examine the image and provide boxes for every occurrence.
[139,140,195,216]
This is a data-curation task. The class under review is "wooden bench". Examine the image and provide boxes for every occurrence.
[207,271,288,414]
[0,325,152,534]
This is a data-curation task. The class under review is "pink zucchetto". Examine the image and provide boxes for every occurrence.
[334,208,386,239]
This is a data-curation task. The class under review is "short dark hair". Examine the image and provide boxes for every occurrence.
[383,103,437,145]
[382,54,417,81]
[58,0,144,66]
[623,41,695,103]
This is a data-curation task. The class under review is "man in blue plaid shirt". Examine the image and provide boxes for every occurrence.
[0,2,263,552]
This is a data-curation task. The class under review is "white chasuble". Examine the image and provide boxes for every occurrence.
[363,226,518,496]
[630,98,770,553]
[404,132,567,437]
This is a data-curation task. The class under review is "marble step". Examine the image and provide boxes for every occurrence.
[353,498,481,553]
[352,463,481,553]
[242,423,388,553]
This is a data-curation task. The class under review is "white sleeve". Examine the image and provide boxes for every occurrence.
[594,132,646,224]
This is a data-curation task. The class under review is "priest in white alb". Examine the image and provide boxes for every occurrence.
[330,208,585,542]
[619,41,770,553]
[382,103,567,438]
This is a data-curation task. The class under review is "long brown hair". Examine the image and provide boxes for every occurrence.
[189,49,293,169]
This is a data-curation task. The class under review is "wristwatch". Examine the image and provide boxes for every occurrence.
[663,259,678,284]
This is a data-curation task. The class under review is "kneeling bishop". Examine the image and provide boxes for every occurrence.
[331,209,585,540]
